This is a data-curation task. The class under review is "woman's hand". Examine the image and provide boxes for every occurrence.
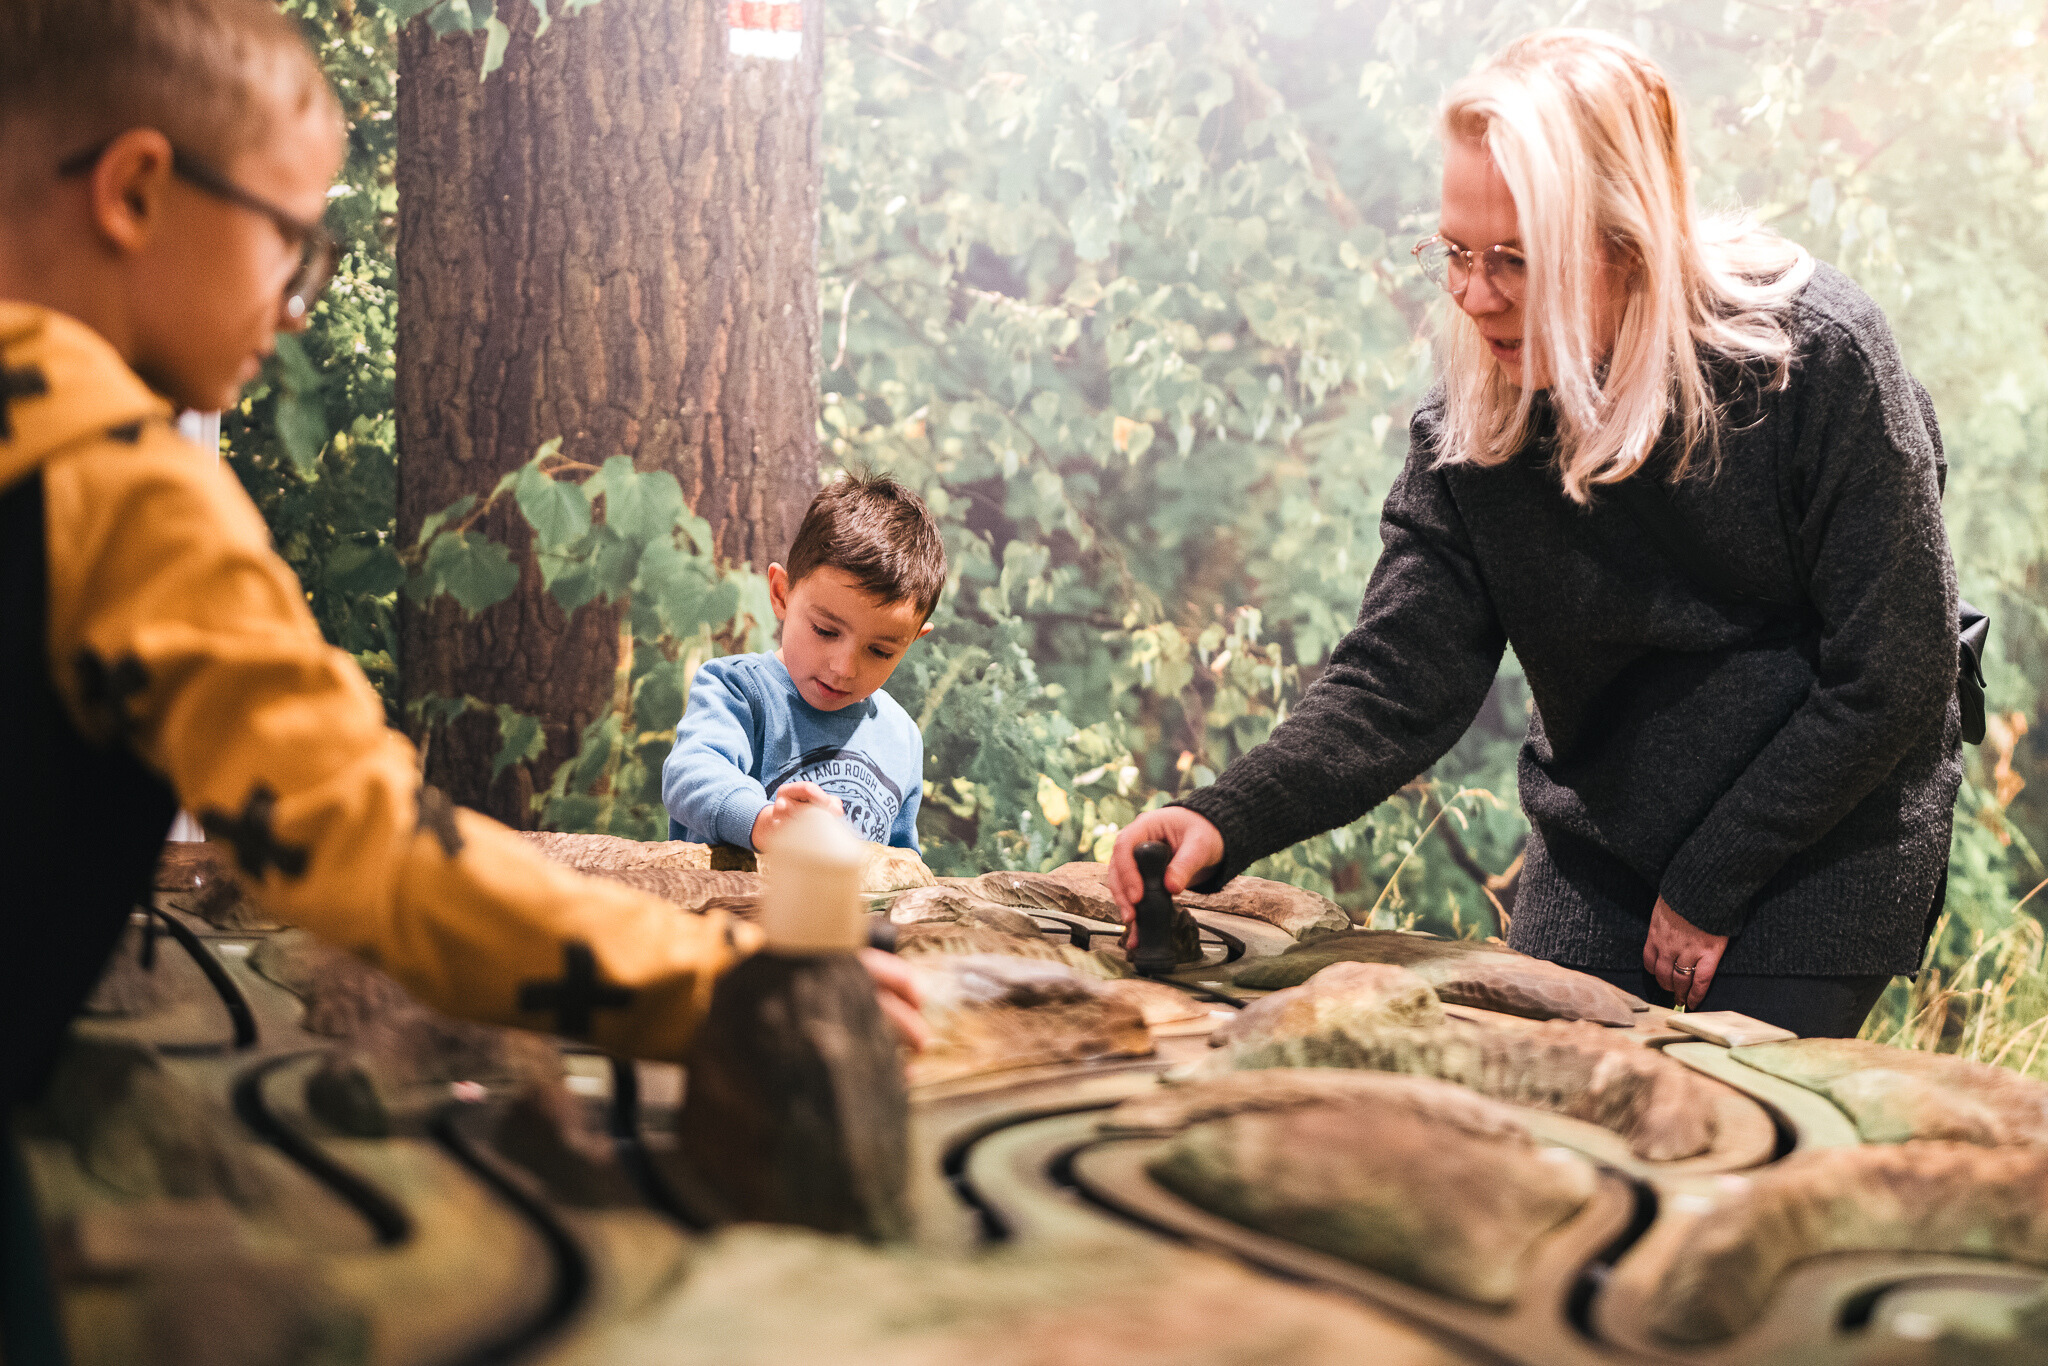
[1108,808,1225,945]
[1643,897,1727,1009]
[859,947,931,1053]
[751,782,844,849]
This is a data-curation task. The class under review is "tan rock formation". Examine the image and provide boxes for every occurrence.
[1651,1143,2048,1343]
[907,954,1152,1087]
[1209,1008,1717,1162]
[1730,1038,2048,1147]
[1147,1092,1597,1305]
[1231,929,1639,1026]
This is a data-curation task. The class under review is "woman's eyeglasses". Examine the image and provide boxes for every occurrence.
[1412,233,1526,304]
[58,140,341,321]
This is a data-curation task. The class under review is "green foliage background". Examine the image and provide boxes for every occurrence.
[236,0,2047,1045]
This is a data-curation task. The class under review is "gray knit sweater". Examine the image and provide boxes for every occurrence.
[1179,265,1962,976]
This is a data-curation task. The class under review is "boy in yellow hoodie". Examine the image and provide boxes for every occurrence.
[0,0,924,1121]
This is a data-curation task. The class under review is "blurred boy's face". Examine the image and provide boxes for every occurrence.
[127,94,344,411]
[770,564,931,712]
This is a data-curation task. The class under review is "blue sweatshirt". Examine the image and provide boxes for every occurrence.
[661,652,923,851]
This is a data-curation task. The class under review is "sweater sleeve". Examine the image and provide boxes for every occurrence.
[42,431,756,1062]
[1177,411,1508,889]
[660,661,773,849]
[1658,326,1958,936]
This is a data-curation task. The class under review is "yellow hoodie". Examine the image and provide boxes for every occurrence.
[0,300,755,1058]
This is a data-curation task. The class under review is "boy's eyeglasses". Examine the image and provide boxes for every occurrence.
[58,140,341,321]
[1412,233,1527,304]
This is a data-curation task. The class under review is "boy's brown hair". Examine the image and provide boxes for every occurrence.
[0,0,327,186]
[785,473,947,621]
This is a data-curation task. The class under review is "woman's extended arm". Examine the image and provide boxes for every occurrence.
[1111,413,1508,912]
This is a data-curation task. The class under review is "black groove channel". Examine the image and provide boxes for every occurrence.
[1564,1177,1659,1338]
[149,906,258,1049]
[606,1055,714,1231]
[431,1103,592,1364]
[231,1053,412,1246]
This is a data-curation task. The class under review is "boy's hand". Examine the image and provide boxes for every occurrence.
[859,947,931,1052]
[752,782,845,849]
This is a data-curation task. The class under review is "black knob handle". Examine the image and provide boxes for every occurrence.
[1130,840,1178,978]
[865,918,898,954]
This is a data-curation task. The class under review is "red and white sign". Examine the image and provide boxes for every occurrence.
[729,0,801,61]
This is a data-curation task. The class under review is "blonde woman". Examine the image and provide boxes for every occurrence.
[1109,29,1961,1038]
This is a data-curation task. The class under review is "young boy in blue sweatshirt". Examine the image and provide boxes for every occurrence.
[663,474,944,853]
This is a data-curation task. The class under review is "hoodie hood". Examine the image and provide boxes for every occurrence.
[0,302,172,493]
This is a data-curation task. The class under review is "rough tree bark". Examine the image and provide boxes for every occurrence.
[395,0,823,825]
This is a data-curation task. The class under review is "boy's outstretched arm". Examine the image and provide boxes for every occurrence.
[660,663,772,848]
[42,409,759,1060]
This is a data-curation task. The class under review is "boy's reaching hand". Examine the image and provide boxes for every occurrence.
[752,781,844,849]
[860,948,932,1052]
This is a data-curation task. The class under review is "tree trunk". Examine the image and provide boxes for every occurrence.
[395,0,823,826]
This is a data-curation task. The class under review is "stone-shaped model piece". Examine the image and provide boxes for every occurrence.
[518,829,936,907]
[906,953,1152,1087]
[1211,961,1444,1049]
[1232,929,1639,1026]
[1729,1037,2048,1147]
[249,931,562,1116]
[885,884,1045,938]
[1105,1067,1537,1143]
[675,808,910,1240]
[517,829,761,910]
[891,918,1131,980]
[1049,860,1352,940]
[1650,1142,2048,1344]
[1206,963,1717,1161]
[1141,1079,1598,1306]
[153,839,278,930]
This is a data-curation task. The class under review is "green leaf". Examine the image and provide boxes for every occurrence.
[326,541,405,596]
[425,531,520,615]
[491,705,547,779]
[480,14,512,78]
[515,462,592,550]
[277,392,329,476]
[602,459,686,545]
[417,495,477,548]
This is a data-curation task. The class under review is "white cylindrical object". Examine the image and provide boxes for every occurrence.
[756,806,865,953]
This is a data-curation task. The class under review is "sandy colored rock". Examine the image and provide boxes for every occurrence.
[1097,978,1211,1030]
[907,955,1152,1087]
[1211,1012,1717,1162]
[521,829,713,871]
[886,886,1044,938]
[858,843,939,892]
[1050,862,1352,940]
[1231,929,1638,1026]
[978,868,1122,920]
[517,831,763,909]
[1148,1096,1597,1306]
[1730,1038,2048,1147]
[892,921,1131,980]
[1210,962,1443,1050]
[564,1224,1480,1366]
[1104,1067,1537,1144]
[1651,1143,2048,1344]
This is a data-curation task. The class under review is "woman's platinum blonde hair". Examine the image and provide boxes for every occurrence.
[1433,28,1814,502]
